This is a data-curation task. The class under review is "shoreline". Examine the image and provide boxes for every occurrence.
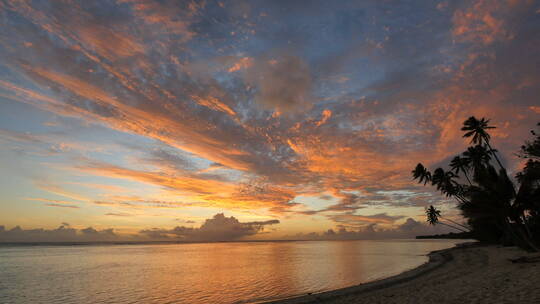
[260,242,470,304]
[261,241,540,304]
[0,238,460,247]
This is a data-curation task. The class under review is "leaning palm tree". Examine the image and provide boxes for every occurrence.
[412,163,432,185]
[450,155,472,185]
[426,205,440,225]
[461,116,505,171]
[413,119,540,251]
[431,168,464,200]
[462,145,492,182]
[425,205,469,232]
[431,168,447,192]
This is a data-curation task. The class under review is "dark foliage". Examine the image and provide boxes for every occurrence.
[412,117,540,251]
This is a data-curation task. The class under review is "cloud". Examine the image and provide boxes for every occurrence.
[0,224,117,243]
[44,203,80,209]
[0,0,539,232]
[24,197,81,209]
[105,212,132,217]
[34,182,92,202]
[246,54,313,113]
[452,0,516,45]
[329,213,406,226]
[77,160,296,212]
[228,57,253,73]
[139,213,280,241]
[284,218,456,240]
[0,213,279,243]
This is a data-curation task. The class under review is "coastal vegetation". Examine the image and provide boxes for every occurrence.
[412,117,540,251]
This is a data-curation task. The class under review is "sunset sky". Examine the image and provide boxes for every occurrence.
[0,0,539,241]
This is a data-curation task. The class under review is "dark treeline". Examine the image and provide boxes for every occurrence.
[412,117,540,251]
[416,231,474,240]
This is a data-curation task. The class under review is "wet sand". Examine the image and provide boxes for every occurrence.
[266,243,540,304]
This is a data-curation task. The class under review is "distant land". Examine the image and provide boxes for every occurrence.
[416,232,474,239]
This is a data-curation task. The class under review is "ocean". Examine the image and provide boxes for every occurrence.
[0,239,461,303]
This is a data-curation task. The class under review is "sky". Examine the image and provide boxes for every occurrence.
[0,0,539,242]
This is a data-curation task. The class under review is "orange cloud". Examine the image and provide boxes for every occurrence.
[121,0,197,39]
[34,183,92,203]
[315,109,332,127]
[76,26,144,61]
[76,161,297,213]
[228,57,253,72]
[16,67,254,171]
[530,106,540,114]
[1,0,539,231]
[191,95,237,116]
[330,213,405,225]
[451,0,531,44]
[24,197,81,208]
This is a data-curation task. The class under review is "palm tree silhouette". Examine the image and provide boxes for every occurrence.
[450,155,472,185]
[519,122,540,160]
[461,116,505,171]
[413,119,540,251]
[464,164,539,250]
[425,205,468,232]
[462,145,492,181]
[431,168,461,199]
[426,205,440,225]
[412,163,432,185]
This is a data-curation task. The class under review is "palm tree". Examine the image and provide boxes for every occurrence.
[426,205,440,225]
[431,168,446,190]
[431,168,473,210]
[519,122,540,161]
[413,119,540,251]
[515,160,540,243]
[425,205,469,232]
[412,163,432,185]
[450,155,472,185]
[462,145,492,181]
[431,168,459,198]
[461,116,505,171]
[463,165,539,251]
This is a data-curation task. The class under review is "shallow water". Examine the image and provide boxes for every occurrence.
[0,239,461,304]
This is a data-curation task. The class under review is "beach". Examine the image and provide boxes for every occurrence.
[268,243,540,304]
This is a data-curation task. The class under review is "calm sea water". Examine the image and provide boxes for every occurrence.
[0,239,461,304]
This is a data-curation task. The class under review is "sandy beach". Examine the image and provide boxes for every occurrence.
[267,243,540,304]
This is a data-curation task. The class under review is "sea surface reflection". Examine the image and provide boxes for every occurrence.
[0,239,461,303]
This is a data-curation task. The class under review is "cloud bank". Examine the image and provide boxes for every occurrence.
[0,213,280,243]
[285,218,455,241]
[0,224,117,243]
[139,213,280,242]
[0,216,453,243]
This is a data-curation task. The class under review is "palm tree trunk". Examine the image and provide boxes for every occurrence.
[522,213,534,239]
[484,140,505,172]
[516,224,539,252]
[483,139,526,245]
[503,216,539,252]
[517,211,535,247]
[437,221,469,233]
[463,171,472,186]
[454,194,469,205]
[440,216,470,231]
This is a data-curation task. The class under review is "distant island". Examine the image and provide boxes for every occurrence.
[416,231,474,239]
